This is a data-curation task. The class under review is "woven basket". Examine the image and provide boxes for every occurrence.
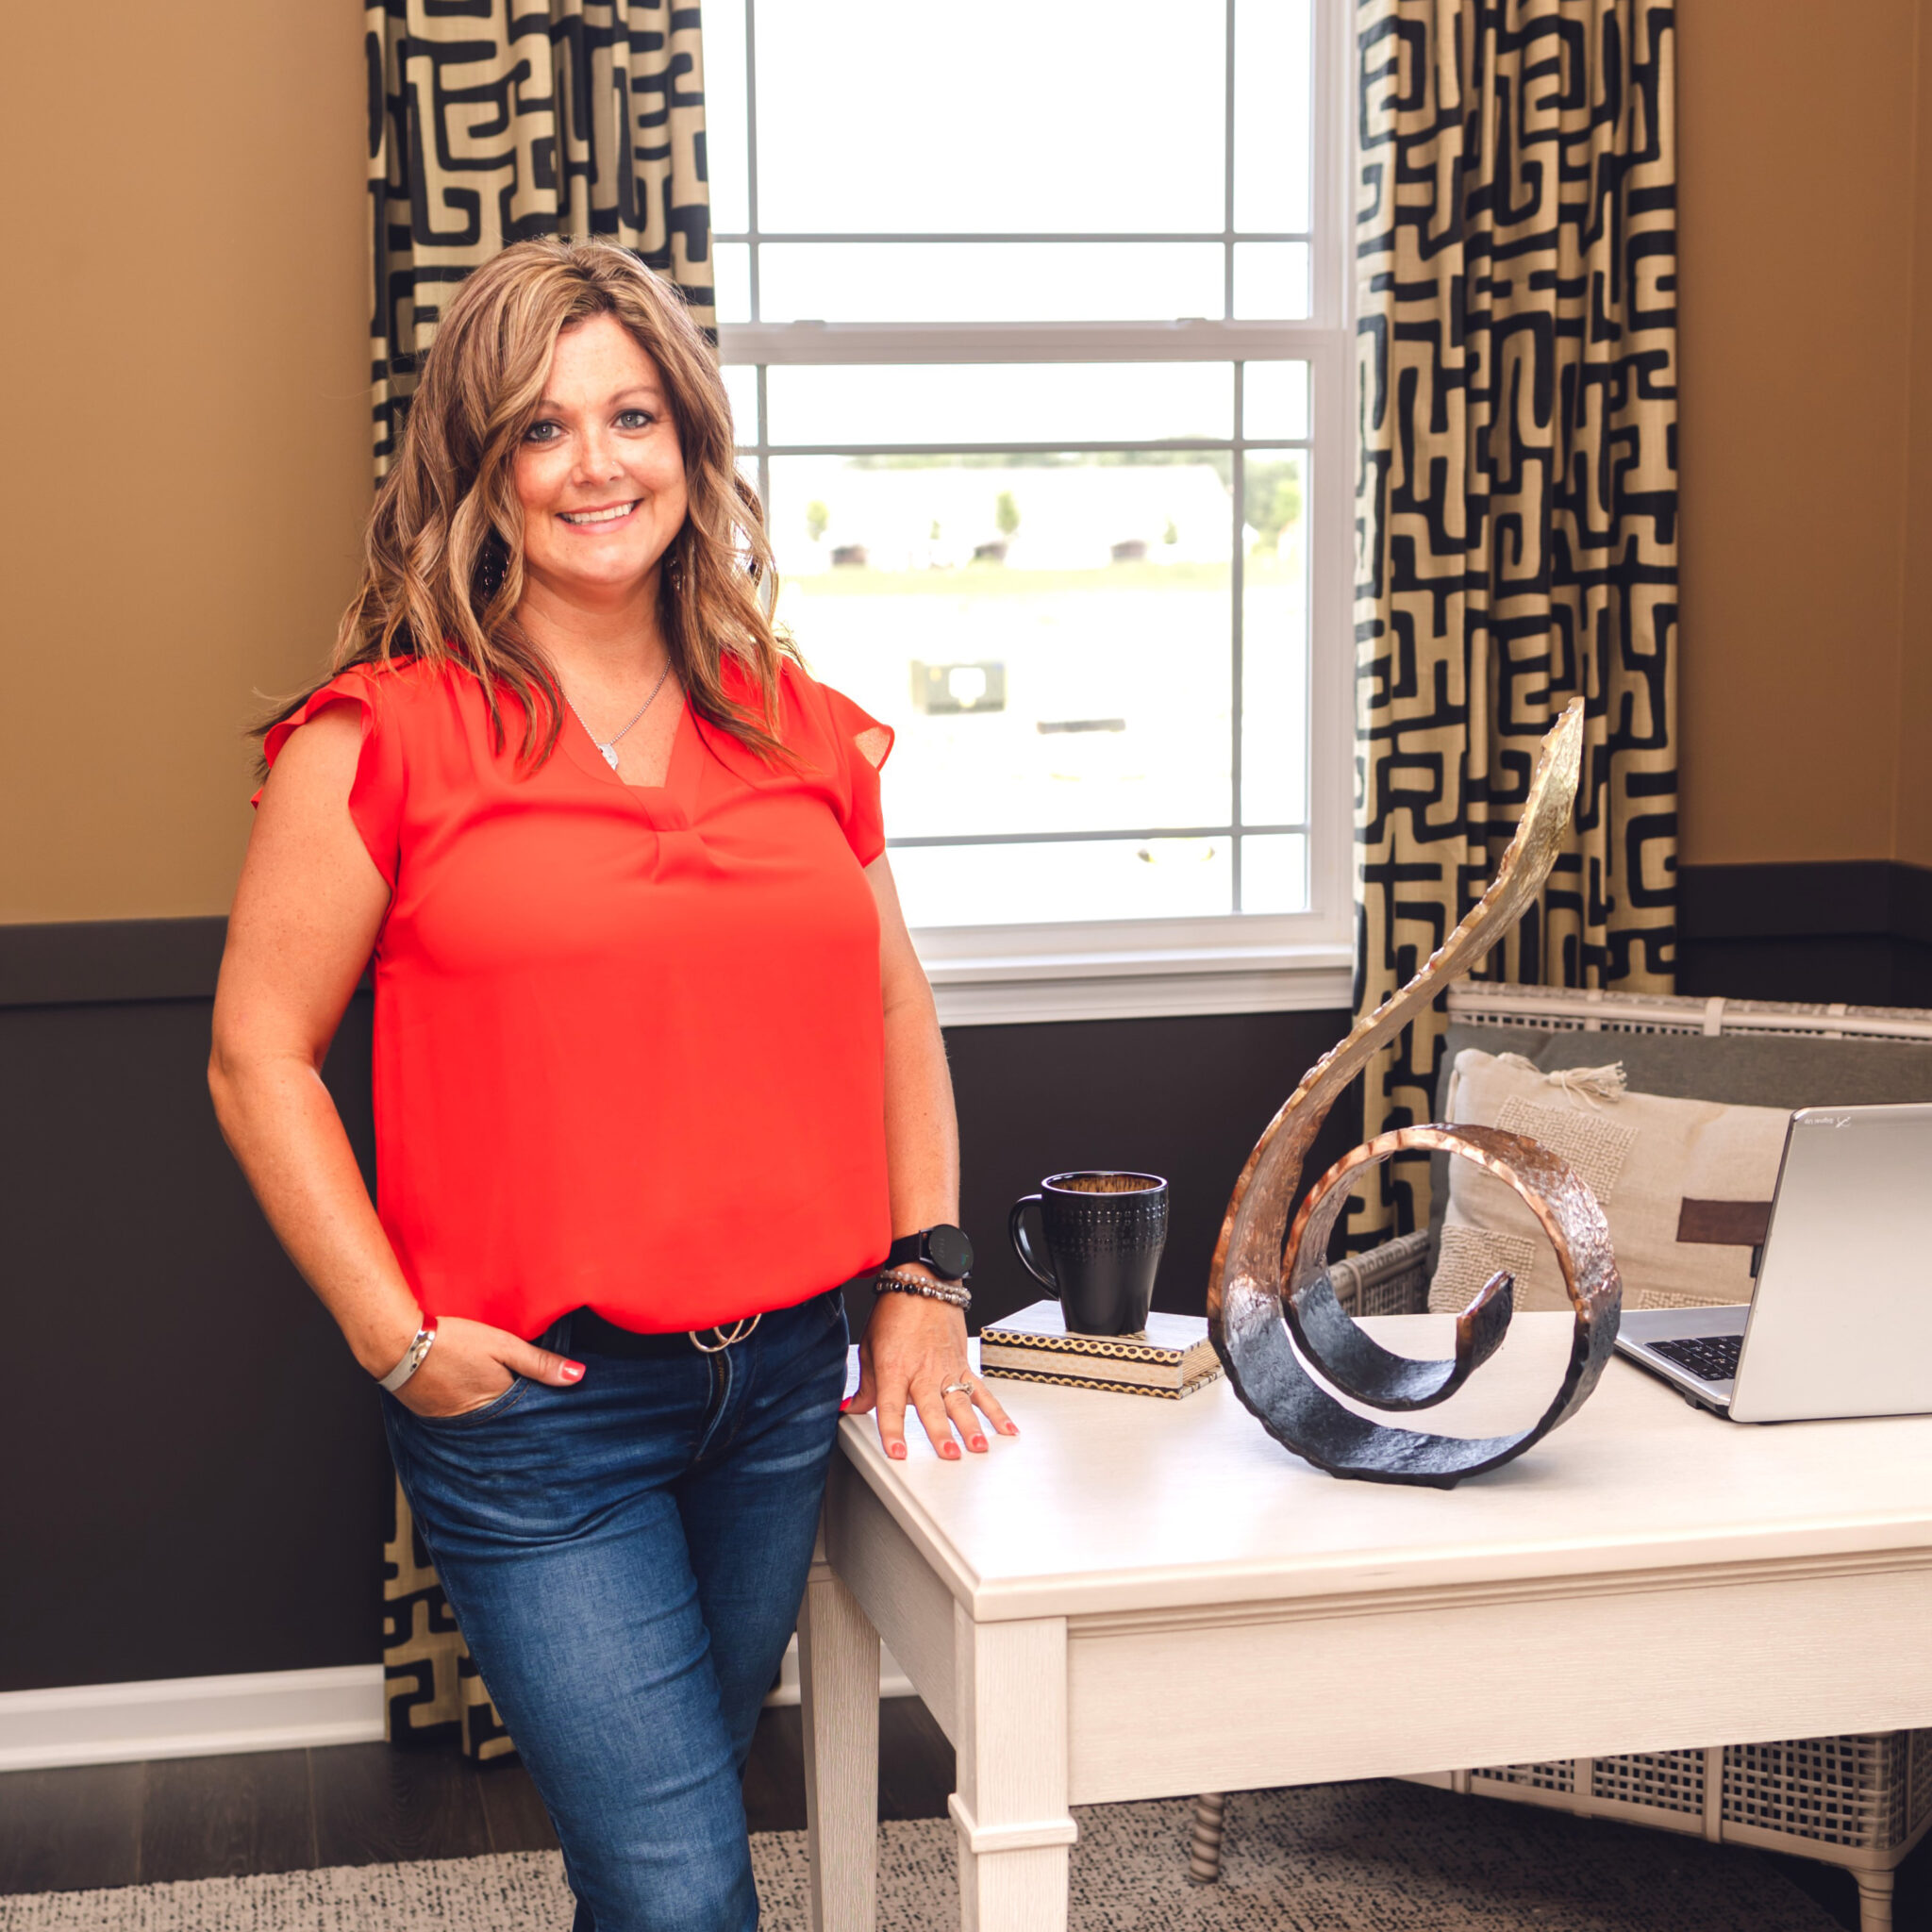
[1406,1736,1932,1930]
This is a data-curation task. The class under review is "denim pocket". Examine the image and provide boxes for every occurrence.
[408,1374,531,1430]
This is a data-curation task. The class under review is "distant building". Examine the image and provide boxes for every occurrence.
[775,461,1237,575]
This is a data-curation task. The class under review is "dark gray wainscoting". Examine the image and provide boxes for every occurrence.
[0,917,1356,1694]
[1,966,389,1695]
[1678,859,1932,1007]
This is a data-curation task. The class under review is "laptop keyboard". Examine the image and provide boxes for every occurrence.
[1650,1334,1742,1382]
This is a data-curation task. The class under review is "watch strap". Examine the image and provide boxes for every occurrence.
[886,1224,974,1280]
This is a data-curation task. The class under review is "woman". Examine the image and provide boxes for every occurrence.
[208,237,1014,1932]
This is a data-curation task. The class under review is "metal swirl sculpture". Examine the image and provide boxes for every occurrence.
[1207,700,1623,1488]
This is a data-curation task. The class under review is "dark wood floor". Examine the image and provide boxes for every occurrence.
[0,1697,954,1899]
[1,1697,1924,1930]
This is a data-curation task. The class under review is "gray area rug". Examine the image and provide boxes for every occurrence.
[0,1782,1837,1930]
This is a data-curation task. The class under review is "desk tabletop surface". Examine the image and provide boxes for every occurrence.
[834,1314,1932,1621]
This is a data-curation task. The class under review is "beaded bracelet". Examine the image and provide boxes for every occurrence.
[874,1269,972,1311]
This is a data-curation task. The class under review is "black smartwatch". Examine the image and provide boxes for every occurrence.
[885,1224,974,1282]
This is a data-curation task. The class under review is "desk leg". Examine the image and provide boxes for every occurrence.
[800,1524,880,1932]
[949,1609,1076,1932]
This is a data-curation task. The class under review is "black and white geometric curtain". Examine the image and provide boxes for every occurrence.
[366,0,711,1757]
[367,0,714,476]
[1352,0,1679,1242]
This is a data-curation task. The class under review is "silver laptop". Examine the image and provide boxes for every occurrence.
[1615,1103,1932,1423]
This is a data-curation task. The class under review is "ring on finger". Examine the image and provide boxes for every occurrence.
[941,1377,974,1397]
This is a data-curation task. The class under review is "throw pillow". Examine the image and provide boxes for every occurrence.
[1429,1049,1790,1314]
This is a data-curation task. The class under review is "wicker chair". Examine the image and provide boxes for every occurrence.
[1187,984,1932,1932]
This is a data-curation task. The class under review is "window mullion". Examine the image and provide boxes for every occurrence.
[743,0,761,323]
[754,363,772,614]
[717,321,1342,367]
[1310,0,1344,329]
[758,440,1300,458]
[1224,0,1238,323]
[889,824,1306,851]
[713,230,1312,246]
[1232,363,1247,915]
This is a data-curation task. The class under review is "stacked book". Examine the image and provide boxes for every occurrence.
[977,1300,1223,1400]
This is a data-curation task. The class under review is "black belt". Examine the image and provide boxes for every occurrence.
[567,1306,759,1360]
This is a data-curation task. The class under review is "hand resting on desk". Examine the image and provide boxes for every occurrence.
[848,1288,1018,1462]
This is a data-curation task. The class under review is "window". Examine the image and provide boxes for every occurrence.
[705,1,1353,1022]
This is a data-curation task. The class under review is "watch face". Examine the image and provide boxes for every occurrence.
[928,1224,974,1280]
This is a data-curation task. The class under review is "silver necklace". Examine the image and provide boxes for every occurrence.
[563,657,675,770]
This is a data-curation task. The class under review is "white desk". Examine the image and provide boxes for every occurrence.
[797,1313,1932,1932]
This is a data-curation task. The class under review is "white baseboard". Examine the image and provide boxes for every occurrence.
[0,1643,916,1773]
[0,1665,385,1773]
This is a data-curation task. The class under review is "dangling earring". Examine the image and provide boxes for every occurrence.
[475,535,508,602]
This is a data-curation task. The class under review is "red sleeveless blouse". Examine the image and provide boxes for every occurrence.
[259,655,895,1337]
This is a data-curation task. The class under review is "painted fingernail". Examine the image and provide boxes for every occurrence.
[1002,1422,1020,1435]
[889,1441,907,1459]
[970,1436,988,1452]
[840,1397,854,1412]
[942,1443,959,1458]
[561,1361,585,1381]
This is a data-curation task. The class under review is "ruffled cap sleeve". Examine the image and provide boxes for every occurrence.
[816,682,894,867]
[254,667,406,891]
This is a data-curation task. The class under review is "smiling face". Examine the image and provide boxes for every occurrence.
[512,311,690,609]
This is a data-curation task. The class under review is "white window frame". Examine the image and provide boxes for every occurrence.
[715,0,1356,1025]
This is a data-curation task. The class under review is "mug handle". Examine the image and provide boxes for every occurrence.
[1008,1196,1058,1293]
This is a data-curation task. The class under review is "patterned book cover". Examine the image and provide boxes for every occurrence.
[978,1300,1222,1397]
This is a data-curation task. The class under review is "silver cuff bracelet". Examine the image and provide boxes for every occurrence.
[874,1270,972,1310]
[377,1317,438,1392]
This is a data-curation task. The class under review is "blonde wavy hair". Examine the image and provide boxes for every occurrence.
[266,237,792,764]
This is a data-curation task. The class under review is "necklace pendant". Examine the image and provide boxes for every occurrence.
[598,742,621,770]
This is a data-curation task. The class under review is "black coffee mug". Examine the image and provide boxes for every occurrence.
[1008,1172,1170,1336]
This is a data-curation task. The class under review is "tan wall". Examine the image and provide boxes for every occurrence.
[5,4,1930,916]
[1677,0,1929,865]
[0,4,368,923]
[1898,2,1932,869]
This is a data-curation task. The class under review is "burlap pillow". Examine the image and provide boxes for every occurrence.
[1429,1049,1790,1314]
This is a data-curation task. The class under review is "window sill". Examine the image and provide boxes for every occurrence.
[917,936,1355,1027]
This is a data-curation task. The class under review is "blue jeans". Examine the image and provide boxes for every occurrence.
[383,1288,850,1932]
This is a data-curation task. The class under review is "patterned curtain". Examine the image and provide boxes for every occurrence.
[367,0,711,1757]
[385,1489,517,1759]
[1351,0,1678,1243]
[368,0,714,477]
